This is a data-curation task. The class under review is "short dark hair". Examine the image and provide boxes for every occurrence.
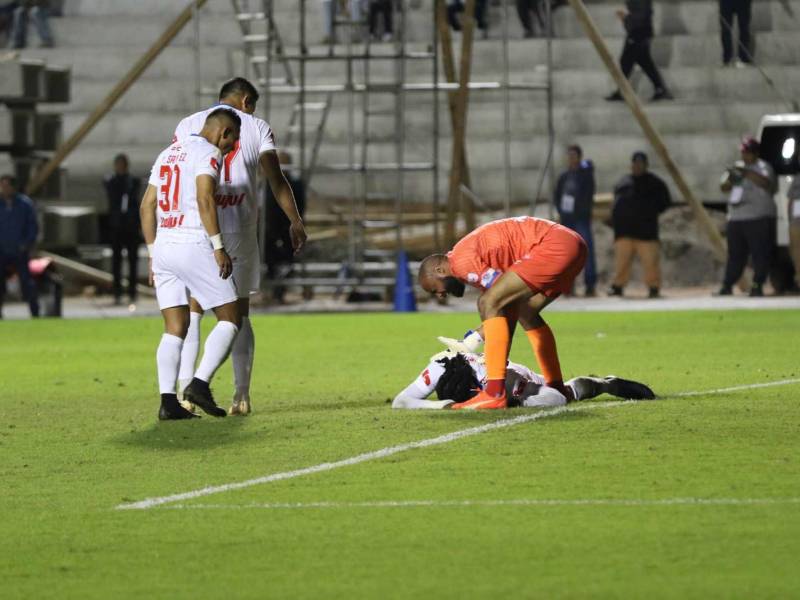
[567,144,583,157]
[218,77,259,103]
[206,107,242,129]
[1,174,17,187]
[113,153,128,164]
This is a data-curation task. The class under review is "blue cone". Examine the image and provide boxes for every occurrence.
[393,250,417,312]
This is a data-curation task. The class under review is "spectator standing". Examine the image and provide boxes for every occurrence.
[605,0,672,102]
[368,0,393,41]
[608,151,671,298]
[0,174,38,317]
[517,0,545,38]
[264,151,306,303]
[788,176,800,289]
[717,137,777,297]
[719,0,752,66]
[553,144,597,296]
[103,154,141,305]
[8,0,53,49]
[321,0,364,44]
[447,0,489,39]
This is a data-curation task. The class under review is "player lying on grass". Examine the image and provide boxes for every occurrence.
[392,349,655,410]
[419,216,587,410]
[140,108,242,421]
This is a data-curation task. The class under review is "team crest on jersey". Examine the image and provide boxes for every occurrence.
[467,273,479,283]
[480,269,501,289]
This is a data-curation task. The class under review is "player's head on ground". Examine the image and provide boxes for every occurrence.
[434,352,480,403]
[201,108,242,155]
[418,254,465,299]
[219,77,259,115]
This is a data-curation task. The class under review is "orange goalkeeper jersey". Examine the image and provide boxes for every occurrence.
[447,216,558,290]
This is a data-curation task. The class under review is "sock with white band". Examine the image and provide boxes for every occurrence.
[231,315,254,401]
[178,311,203,393]
[194,320,239,383]
[156,333,184,394]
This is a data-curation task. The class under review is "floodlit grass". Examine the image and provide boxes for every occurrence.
[1,310,799,598]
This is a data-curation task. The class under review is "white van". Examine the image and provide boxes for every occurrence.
[757,114,800,247]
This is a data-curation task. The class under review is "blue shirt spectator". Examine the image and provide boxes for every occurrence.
[0,184,37,254]
[553,145,597,295]
[0,174,39,317]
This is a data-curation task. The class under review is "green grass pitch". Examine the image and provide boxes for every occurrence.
[1,309,799,598]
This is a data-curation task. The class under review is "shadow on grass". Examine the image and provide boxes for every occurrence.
[113,416,253,450]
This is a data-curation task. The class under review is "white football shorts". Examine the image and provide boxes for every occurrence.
[225,232,261,297]
[152,238,238,310]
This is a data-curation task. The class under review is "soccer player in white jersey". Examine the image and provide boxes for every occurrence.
[392,350,655,409]
[172,77,306,416]
[140,108,243,421]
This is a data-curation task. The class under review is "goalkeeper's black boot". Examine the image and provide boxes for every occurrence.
[183,378,227,417]
[158,393,200,421]
[602,376,656,400]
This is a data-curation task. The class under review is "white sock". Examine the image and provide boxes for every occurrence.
[178,311,202,393]
[521,385,567,408]
[194,320,239,383]
[232,316,254,401]
[156,333,184,394]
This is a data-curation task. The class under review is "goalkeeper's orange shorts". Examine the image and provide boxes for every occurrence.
[507,224,587,298]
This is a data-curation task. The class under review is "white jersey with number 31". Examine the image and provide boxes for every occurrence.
[148,135,223,243]
[173,105,276,236]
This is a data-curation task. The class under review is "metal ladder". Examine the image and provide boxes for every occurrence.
[231,0,332,186]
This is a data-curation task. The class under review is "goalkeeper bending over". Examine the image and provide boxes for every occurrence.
[392,348,655,410]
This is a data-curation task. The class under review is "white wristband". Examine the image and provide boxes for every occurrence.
[463,330,484,353]
[147,244,154,257]
[209,233,224,250]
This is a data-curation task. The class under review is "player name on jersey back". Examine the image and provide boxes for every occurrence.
[149,135,222,243]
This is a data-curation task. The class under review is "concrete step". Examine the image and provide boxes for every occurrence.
[246,0,799,43]
[47,15,242,47]
[50,98,779,149]
[20,46,232,81]
[63,0,233,17]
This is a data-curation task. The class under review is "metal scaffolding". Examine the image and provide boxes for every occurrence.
[208,0,555,292]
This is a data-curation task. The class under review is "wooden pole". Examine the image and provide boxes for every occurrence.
[444,0,477,247]
[566,0,726,261]
[435,0,471,191]
[27,0,209,196]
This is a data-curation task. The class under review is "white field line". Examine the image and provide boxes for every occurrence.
[116,378,800,511]
[166,497,800,511]
[673,378,800,397]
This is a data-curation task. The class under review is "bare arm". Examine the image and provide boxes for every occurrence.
[196,174,222,237]
[139,184,158,245]
[260,150,307,253]
[196,174,232,279]
[741,169,773,192]
[139,184,158,286]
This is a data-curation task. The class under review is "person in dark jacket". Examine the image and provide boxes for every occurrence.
[103,153,141,304]
[553,144,597,296]
[0,174,39,317]
[264,151,306,303]
[608,151,671,298]
[605,0,672,102]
